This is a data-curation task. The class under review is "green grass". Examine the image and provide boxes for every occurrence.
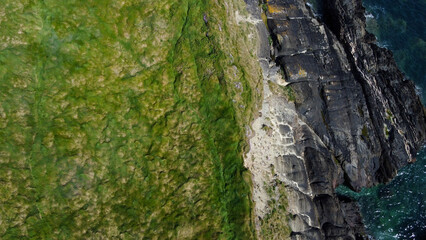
[259,180,291,239]
[282,86,296,102]
[362,125,369,140]
[0,0,261,239]
[267,81,296,102]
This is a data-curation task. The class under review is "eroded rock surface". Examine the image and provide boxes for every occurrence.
[246,0,426,239]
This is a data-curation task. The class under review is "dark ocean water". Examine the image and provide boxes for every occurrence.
[307,0,425,103]
[363,0,426,104]
[356,1,426,239]
[337,148,426,239]
[306,0,426,239]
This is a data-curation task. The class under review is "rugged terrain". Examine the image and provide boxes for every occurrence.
[246,0,426,239]
[1,0,425,239]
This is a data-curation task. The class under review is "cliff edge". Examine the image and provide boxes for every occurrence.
[245,0,426,239]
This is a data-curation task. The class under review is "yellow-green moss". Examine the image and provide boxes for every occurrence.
[362,125,369,139]
[0,0,262,239]
[260,181,292,239]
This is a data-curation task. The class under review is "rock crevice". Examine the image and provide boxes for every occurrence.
[245,0,426,239]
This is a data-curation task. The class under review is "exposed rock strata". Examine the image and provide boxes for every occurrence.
[322,0,426,182]
[245,0,426,239]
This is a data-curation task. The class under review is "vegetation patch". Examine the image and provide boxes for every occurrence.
[361,125,369,140]
[259,180,291,239]
[282,85,296,102]
[267,81,296,102]
[0,0,262,239]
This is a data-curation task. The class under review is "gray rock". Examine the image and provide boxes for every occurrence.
[256,0,426,239]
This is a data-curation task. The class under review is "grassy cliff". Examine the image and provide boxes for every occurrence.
[0,0,262,238]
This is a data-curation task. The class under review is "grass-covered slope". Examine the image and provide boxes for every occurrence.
[0,0,262,238]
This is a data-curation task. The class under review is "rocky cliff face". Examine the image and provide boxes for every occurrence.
[322,0,426,182]
[245,0,426,239]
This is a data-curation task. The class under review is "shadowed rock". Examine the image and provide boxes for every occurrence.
[252,0,426,239]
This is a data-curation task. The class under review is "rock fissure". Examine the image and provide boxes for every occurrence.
[245,0,426,239]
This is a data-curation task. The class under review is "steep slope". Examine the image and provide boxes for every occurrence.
[1,0,425,239]
[246,0,426,239]
[323,0,426,181]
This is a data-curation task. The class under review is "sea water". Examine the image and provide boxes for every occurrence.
[337,148,426,239]
[306,0,425,104]
[319,0,426,238]
[307,0,426,238]
[355,1,426,239]
[363,0,426,104]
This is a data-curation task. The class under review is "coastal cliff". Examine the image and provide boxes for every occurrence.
[0,0,424,238]
[245,0,426,239]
